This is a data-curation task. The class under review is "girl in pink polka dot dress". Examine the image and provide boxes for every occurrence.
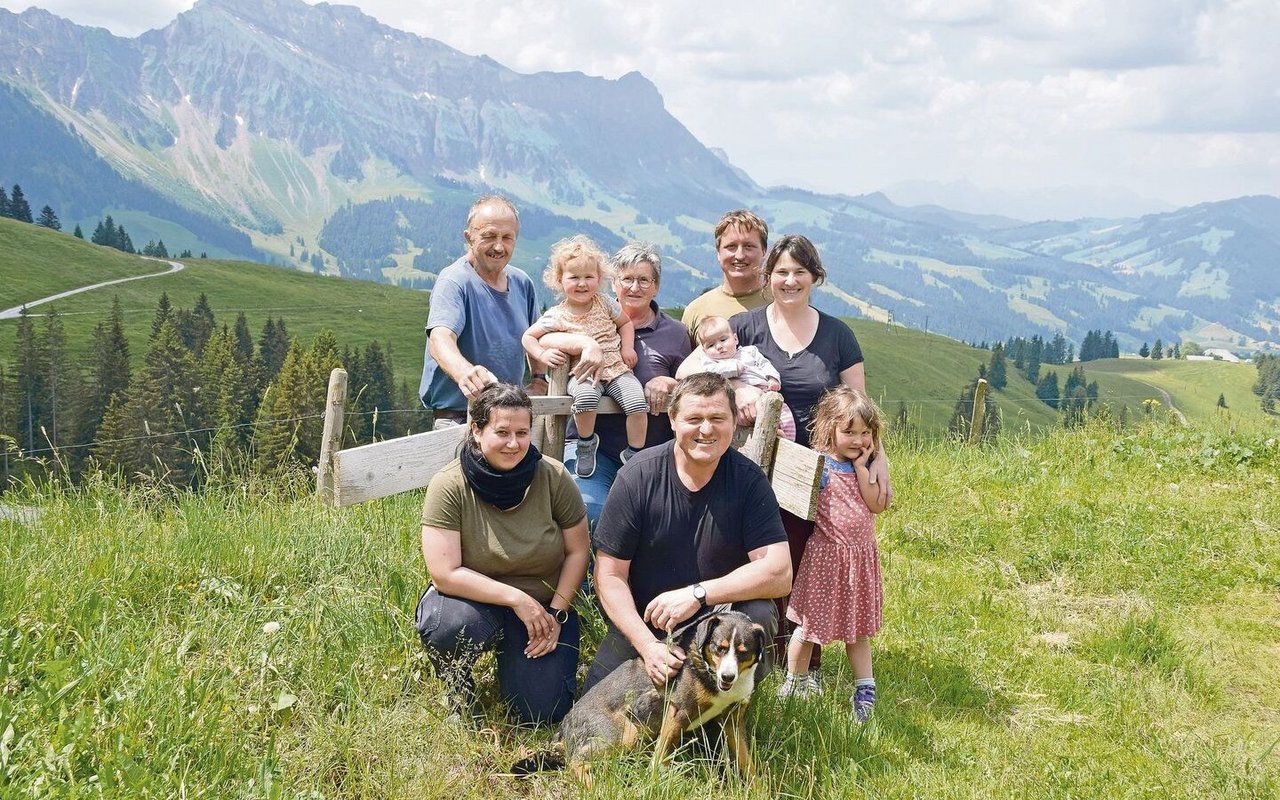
[778,387,890,722]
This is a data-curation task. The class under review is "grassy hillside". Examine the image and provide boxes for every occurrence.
[850,321,1062,434]
[0,217,171,309]
[0,218,432,385]
[2,421,1276,798]
[1083,357,1273,429]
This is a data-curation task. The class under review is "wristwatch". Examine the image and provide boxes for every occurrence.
[530,373,549,382]
[692,584,708,609]
[549,605,570,624]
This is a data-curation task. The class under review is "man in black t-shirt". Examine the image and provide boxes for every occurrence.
[585,373,791,691]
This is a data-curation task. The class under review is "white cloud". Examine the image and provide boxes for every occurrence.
[1,0,1276,213]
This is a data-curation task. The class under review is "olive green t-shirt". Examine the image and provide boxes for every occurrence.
[680,284,770,342]
[420,457,587,604]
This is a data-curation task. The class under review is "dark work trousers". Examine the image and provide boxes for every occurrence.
[775,509,822,672]
[582,597,778,693]
[414,584,579,725]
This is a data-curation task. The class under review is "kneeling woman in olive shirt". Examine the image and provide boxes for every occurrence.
[414,383,589,724]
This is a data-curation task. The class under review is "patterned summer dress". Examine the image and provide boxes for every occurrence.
[786,456,883,644]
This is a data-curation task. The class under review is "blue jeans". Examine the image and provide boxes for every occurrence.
[414,585,579,725]
[561,441,620,537]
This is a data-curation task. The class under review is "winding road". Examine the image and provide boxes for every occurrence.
[0,258,184,320]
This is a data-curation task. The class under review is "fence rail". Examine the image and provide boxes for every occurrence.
[316,368,823,520]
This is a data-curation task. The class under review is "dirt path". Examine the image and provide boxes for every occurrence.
[1144,382,1187,424]
[0,258,184,319]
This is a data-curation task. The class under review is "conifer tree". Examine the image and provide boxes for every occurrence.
[189,293,216,355]
[0,186,9,217]
[200,326,254,477]
[987,343,1008,390]
[1025,346,1041,383]
[128,319,203,485]
[1060,366,1092,427]
[258,317,290,381]
[73,223,83,239]
[151,293,173,338]
[1035,371,1061,409]
[37,312,73,455]
[252,331,342,472]
[92,216,117,247]
[92,393,139,477]
[392,379,431,437]
[232,312,255,364]
[8,185,32,223]
[116,225,134,253]
[81,297,132,448]
[343,345,368,444]
[1061,386,1091,428]
[36,206,61,230]
[14,308,43,453]
[361,341,395,440]
[1047,333,1069,365]
[1151,339,1164,360]
[1139,342,1150,358]
[252,342,309,473]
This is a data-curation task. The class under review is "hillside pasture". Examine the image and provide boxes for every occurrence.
[0,249,432,389]
[1,421,1276,798]
[850,321,1063,434]
[0,218,169,310]
[1084,357,1275,430]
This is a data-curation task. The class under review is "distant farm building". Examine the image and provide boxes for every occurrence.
[1187,348,1242,363]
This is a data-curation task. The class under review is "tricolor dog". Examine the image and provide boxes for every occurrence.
[513,609,767,781]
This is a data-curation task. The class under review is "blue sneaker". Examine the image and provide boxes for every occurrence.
[852,683,876,723]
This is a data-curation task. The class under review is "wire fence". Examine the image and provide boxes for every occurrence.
[5,389,1186,461]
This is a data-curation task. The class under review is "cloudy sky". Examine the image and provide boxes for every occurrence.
[3,0,1278,217]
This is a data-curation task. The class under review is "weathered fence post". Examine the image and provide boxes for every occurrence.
[740,392,783,474]
[968,377,989,444]
[316,368,348,503]
[542,365,569,461]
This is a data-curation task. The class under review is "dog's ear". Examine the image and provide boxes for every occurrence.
[683,611,722,656]
[751,623,767,662]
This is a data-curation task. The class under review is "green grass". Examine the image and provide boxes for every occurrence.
[1083,357,1274,430]
[0,218,171,310]
[2,419,1277,798]
[0,215,431,384]
[850,320,1062,434]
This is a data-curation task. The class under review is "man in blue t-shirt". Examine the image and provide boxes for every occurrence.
[585,373,791,691]
[419,195,544,425]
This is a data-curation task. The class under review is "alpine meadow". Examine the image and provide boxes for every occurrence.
[2,0,1280,797]
[2,208,1278,799]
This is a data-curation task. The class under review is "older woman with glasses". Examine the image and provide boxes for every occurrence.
[538,242,692,528]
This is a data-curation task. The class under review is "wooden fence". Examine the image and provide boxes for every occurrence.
[315,368,824,520]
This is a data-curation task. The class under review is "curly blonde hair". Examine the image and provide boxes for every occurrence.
[808,386,886,456]
[542,235,612,295]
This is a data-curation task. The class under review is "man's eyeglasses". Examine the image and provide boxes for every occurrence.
[616,276,654,289]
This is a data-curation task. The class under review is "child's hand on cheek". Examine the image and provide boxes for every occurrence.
[856,445,874,470]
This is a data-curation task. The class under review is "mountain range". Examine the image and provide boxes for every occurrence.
[1,0,1277,354]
